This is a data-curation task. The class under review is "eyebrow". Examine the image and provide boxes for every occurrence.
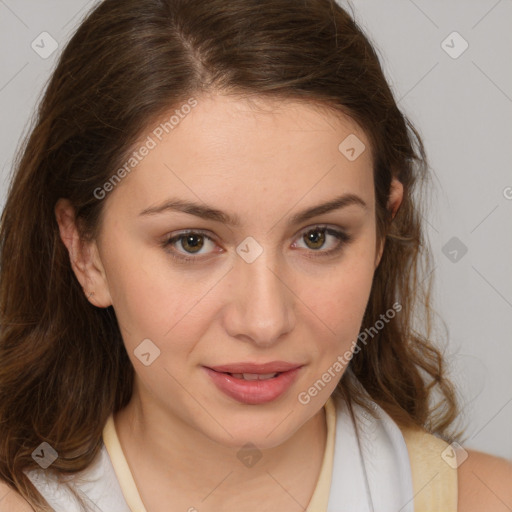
[138,193,367,226]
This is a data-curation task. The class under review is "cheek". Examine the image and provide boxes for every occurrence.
[102,239,213,352]
[298,235,377,352]
[301,264,373,340]
[102,218,377,357]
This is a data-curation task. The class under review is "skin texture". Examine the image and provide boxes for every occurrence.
[2,453,510,512]
[1,96,510,512]
[57,93,395,511]
[457,449,512,511]
[46,92,505,512]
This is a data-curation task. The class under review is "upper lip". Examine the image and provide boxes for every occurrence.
[206,361,303,374]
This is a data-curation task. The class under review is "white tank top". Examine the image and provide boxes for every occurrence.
[24,386,416,512]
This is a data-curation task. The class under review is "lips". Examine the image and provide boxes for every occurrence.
[203,361,304,404]
[207,361,302,374]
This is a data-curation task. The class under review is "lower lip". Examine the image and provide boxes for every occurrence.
[203,367,301,405]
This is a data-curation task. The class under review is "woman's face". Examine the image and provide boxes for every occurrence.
[84,93,385,449]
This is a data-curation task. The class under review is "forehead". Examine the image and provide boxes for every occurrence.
[103,93,374,222]
[153,93,372,167]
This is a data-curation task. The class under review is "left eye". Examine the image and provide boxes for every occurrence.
[162,225,351,262]
[293,226,350,253]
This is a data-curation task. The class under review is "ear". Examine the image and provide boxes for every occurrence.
[375,177,404,268]
[55,198,113,308]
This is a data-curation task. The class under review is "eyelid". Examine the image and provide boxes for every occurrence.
[292,224,352,258]
[161,224,352,263]
[162,229,218,263]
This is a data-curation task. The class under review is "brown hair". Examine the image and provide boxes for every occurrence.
[0,0,461,509]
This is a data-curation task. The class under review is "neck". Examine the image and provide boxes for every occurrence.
[113,381,328,509]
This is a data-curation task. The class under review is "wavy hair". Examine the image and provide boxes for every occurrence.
[0,0,461,509]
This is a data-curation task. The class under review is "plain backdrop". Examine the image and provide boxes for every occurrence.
[0,0,511,459]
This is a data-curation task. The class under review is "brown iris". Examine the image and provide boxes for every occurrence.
[180,234,204,253]
[303,228,326,250]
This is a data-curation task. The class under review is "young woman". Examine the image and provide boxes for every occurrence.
[1,0,511,511]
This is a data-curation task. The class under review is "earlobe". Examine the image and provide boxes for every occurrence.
[375,237,385,269]
[55,199,113,308]
[387,177,404,220]
[374,177,404,269]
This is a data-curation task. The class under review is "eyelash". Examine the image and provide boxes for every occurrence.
[161,225,353,264]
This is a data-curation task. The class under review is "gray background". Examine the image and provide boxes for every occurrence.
[0,0,511,459]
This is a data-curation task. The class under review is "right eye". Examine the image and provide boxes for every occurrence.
[161,230,219,263]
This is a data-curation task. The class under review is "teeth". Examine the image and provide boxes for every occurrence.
[230,372,278,380]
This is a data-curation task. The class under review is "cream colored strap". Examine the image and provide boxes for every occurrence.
[401,427,458,512]
[103,414,148,512]
[305,396,337,511]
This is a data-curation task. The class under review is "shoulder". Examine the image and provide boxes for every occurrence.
[0,480,34,511]
[401,428,512,511]
[458,448,512,512]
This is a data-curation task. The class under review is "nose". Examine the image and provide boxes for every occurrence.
[223,248,295,348]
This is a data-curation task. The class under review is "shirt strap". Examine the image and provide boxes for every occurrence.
[305,396,337,511]
[400,426,458,511]
[103,414,148,512]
